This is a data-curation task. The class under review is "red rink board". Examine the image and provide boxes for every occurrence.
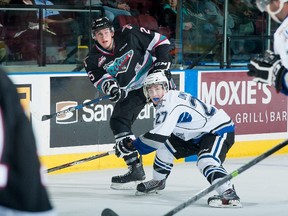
[199,71,287,135]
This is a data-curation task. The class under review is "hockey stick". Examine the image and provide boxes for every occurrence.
[101,139,288,216]
[41,95,110,121]
[162,139,288,216]
[47,150,115,173]
[42,83,143,121]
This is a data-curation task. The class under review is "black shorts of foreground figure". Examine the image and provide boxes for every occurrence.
[101,139,288,216]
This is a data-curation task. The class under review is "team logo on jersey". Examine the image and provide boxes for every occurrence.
[177,112,192,123]
[55,101,78,124]
[105,50,134,75]
[98,56,106,67]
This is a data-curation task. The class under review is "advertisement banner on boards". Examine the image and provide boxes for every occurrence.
[16,84,32,121]
[49,76,153,148]
[49,74,181,148]
[199,70,287,135]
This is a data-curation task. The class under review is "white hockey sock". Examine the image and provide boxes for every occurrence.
[152,145,174,181]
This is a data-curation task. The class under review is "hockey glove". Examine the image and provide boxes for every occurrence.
[247,50,287,92]
[115,137,136,158]
[102,80,123,103]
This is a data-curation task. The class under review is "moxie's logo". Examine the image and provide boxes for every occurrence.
[56,101,78,124]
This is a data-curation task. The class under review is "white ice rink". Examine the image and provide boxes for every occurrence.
[47,154,288,216]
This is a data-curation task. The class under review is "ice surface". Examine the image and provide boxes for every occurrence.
[47,155,288,216]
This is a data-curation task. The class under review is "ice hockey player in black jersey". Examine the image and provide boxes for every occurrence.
[115,71,242,208]
[0,68,56,215]
[84,17,174,189]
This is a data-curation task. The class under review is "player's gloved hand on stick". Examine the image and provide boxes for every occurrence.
[115,137,136,158]
[102,80,124,103]
[247,50,287,92]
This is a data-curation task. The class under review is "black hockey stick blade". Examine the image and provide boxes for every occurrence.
[162,139,288,216]
[102,208,119,216]
[41,95,110,121]
[47,150,115,173]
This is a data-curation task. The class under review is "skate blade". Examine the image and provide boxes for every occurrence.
[208,199,242,208]
[135,190,162,196]
[110,181,142,190]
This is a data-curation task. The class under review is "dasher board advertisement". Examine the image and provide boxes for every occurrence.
[49,73,182,148]
[198,70,287,135]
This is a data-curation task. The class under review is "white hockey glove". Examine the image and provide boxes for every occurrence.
[114,137,136,158]
[247,50,287,92]
[102,80,124,103]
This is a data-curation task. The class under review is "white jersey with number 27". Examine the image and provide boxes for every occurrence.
[133,90,234,154]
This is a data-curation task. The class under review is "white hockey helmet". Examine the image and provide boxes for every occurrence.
[143,70,169,100]
[256,0,288,23]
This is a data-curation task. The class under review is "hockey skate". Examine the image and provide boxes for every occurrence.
[110,162,145,190]
[208,186,242,208]
[135,179,166,195]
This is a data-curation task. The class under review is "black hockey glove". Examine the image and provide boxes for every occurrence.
[114,137,136,158]
[102,80,123,103]
[247,50,287,92]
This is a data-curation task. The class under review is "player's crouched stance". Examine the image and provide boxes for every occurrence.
[114,71,242,208]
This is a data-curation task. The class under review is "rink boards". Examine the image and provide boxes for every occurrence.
[8,69,288,174]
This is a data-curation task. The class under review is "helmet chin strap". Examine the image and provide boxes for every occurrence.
[267,0,286,23]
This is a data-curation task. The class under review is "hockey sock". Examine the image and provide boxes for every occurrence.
[153,155,173,180]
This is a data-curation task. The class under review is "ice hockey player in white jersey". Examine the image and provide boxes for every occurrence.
[114,71,242,208]
[247,0,288,95]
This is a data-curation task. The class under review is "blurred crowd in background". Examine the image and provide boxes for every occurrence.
[0,0,277,67]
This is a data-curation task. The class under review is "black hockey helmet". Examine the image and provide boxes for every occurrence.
[91,17,113,37]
